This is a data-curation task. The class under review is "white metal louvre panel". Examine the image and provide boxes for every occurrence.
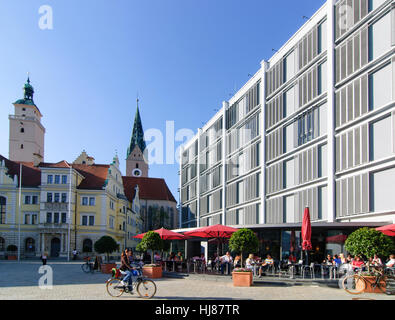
[335,26,369,84]
[335,172,370,217]
[335,0,369,40]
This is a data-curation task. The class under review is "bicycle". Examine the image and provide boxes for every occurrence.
[106,266,157,299]
[81,256,94,273]
[342,267,393,294]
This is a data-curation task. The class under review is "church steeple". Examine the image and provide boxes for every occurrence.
[15,74,36,106]
[126,98,149,177]
[127,98,146,159]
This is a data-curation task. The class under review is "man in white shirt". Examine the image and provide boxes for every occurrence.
[386,254,395,268]
[220,252,233,275]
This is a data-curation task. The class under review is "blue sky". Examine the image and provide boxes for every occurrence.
[0,0,325,199]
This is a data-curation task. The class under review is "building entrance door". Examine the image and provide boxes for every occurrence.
[50,237,60,257]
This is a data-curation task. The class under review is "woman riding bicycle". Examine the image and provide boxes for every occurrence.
[120,249,135,290]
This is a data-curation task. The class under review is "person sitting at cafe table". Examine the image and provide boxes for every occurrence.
[332,255,342,268]
[234,254,241,268]
[372,254,382,266]
[386,254,395,268]
[245,254,255,271]
[175,252,183,261]
[154,252,161,263]
[323,254,333,266]
[220,252,233,275]
[288,254,297,264]
[210,253,219,271]
[258,254,274,277]
[351,255,365,271]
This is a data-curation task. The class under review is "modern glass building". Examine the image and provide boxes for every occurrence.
[178,0,395,262]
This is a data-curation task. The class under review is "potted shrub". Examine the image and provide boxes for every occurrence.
[229,229,259,287]
[136,231,164,278]
[345,227,394,293]
[93,236,119,274]
[6,245,18,260]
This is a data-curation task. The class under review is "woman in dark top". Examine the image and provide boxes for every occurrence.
[120,249,133,289]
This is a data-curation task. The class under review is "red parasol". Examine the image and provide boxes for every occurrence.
[376,224,395,237]
[301,207,312,251]
[183,224,239,238]
[184,224,239,257]
[326,234,348,243]
[134,227,185,240]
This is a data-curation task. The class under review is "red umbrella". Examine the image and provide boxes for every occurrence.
[376,224,395,237]
[134,228,185,240]
[301,207,312,251]
[184,224,239,257]
[326,234,348,243]
[184,224,239,238]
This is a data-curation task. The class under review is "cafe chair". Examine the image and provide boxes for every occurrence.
[302,263,315,279]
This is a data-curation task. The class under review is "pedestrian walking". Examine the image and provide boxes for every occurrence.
[72,248,78,260]
[41,252,48,265]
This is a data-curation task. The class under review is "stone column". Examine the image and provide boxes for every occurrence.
[41,233,45,253]
[61,233,64,253]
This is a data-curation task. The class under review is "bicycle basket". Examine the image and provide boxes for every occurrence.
[132,269,139,276]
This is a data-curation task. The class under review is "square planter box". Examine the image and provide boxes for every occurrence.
[101,263,117,274]
[357,276,386,294]
[143,266,163,278]
[232,271,253,287]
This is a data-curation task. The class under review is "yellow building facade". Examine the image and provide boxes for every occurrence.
[0,152,142,259]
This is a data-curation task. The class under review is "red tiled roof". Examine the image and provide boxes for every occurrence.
[72,164,109,190]
[0,155,109,190]
[0,155,41,187]
[122,176,176,203]
[39,160,71,168]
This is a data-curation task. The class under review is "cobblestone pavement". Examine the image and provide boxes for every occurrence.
[0,261,393,300]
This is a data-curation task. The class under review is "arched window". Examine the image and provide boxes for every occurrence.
[25,238,35,252]
[20,144,24,149]
[82,239,93,252]
[0,237,5,251]
[0,197,5,224]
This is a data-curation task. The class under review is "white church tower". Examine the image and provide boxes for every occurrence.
[9,76,45,165]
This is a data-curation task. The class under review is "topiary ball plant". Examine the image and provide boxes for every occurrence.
[229,228,259,268]
[94,236,119,263]
[345,227,394,260]
[136,231,163,265]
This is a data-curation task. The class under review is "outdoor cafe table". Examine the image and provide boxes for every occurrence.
[163,260,188,273]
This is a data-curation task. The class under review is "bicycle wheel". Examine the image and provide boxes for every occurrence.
[81,263,91,273]
[342,274,366,294]
[137,279,157,299]
[106,278,125,297]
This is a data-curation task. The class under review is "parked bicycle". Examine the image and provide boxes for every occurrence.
[106,265,157,299]
[81,256,94,273]
[342,267,394,294]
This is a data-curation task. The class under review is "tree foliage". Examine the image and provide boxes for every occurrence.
[228,228,259,267]
[94,236,119,262]
[345,227,394,259]
[136,231,164,264]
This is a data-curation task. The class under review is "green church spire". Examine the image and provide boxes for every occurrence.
[127,98,146,158]
[15,74,36,106]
